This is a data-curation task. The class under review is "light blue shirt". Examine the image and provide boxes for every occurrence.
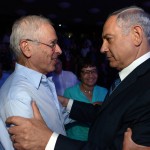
[0,118,13,150]
[0,63,67,149]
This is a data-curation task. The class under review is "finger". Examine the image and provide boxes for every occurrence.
[6,116,27,126]
[57,96,69,107]
[57,95,62,102]
[8,125,22,135]
[123,128,131,141]
[13,143,24,150]
[126,128,132,139]
[31,101,45,123]
[127,128,132,134]
[11,134,16,143]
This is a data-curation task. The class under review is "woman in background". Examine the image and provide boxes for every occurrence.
[64,58,108,141]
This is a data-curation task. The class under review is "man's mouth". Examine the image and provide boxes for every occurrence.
[51,57,57,60]
[51,52,60,60]
[107,56,113,60]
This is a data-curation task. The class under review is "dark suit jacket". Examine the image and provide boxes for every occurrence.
[55,58,150,150]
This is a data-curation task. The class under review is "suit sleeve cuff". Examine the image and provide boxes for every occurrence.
[45,132,59,150]
[66,99,74,112]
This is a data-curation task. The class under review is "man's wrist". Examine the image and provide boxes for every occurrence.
[64,97,69,107]
[66,99,73,112]
[45,132,59,150]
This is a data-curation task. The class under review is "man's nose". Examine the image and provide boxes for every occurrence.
[55,44,62,55]
[100,42,108,53]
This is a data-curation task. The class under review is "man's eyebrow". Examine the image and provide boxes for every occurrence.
[102,34,113,39]
[48,39,58,43]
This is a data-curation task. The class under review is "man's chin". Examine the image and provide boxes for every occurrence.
[50,66,55,72]
[109,62,118,69]
[109,62,115,68]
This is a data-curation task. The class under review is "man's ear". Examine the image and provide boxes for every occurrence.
[20,40,32,58]
[131,25,143,47]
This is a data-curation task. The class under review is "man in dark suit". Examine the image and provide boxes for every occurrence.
[6,6,150,150]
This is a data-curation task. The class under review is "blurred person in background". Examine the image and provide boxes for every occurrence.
[48,57,79,96]
[64,58,108,141]
[80,38,92,58]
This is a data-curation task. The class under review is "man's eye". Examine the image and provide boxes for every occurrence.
[50,41,57,47]
[50,43,55,47]
[106,37,112,42]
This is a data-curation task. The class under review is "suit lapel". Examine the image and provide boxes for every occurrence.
[99,58,150,112]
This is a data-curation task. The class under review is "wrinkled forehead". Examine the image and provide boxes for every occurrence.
[41,23,56,34]
[105,15,117,25]
[40,23,57,41]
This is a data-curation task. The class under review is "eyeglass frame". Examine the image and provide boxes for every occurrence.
[81,69,98,75]
[24,39,58,49]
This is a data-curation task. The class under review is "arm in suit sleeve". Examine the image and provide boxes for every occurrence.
[55,134,102,150]
[45,100,102,150]
[69,100,101,123]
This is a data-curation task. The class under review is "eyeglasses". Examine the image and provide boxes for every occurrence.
[25,39,58,49]
[81,69,97,75]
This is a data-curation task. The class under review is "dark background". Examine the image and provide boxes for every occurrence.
[0,0,149,35]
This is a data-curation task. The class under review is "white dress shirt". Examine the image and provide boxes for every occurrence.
[119,51,150,81]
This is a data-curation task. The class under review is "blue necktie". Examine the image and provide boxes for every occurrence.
[109,75,121,95]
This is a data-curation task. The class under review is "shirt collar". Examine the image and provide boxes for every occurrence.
[15,63,43,89]
[119,51,150,81]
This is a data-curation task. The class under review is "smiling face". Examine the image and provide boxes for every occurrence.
[100,15,138,70]
[20,23,62,74]
[80,66,98,87]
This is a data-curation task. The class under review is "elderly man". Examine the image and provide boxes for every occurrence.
[6,6,150,150]
[0,15,71,149]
